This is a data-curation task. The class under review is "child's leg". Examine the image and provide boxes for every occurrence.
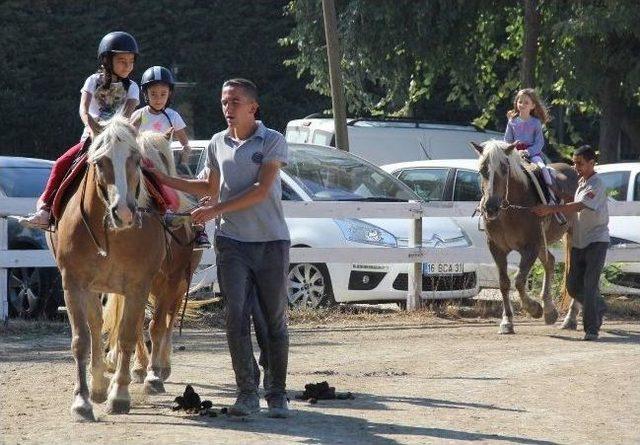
[40,140,88,208]
[531,156,553,186]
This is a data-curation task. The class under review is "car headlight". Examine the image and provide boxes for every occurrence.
[334,219,397,247]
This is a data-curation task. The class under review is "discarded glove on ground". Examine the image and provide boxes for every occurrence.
[296,381,355,404]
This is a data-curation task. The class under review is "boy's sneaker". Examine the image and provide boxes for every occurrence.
[17,208,51,229]
[228,392,260,416]
[193,230,211,250]
[583,332,599,341]
[266,393,289,418]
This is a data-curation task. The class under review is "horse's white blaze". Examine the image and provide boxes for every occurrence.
[112,143,133,224]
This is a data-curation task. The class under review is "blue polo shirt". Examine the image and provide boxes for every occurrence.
[206,121,290,242]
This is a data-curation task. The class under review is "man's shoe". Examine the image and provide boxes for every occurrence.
[228,392,260,416]
[193,230,211,250]
[17,208,51,229]
[583,332,599,341]
[266,393,289,418]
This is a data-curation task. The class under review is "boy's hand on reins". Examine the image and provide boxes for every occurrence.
[191,204,219,225]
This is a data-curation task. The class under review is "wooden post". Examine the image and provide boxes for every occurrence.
[0,217,8,322]
[407,207,422,310]
[321,0,350,152]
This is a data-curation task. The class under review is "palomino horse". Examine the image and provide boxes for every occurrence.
[103,130,203,394]
[48,117,166,420]
[472,140,578,334]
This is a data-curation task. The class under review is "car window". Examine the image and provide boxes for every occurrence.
[285,126,310,144]
[0,167,51,197]
[284,145,416,201]
[311,130,333,146]
[282,181,302,201]
[599,171,629,201]
[172,147,203,178]
[396,168,449,201]
[453,169,482,201]
[634,173,640,201]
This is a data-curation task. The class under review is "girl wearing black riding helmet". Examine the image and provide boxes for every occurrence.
[131,66,191,166]
[19,31,140,229]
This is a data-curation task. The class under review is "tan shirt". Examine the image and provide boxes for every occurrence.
[573,173,610,249]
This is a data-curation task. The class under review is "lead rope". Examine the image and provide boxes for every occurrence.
[79,167,108,257]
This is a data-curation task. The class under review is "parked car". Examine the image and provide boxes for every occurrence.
[284,117,502,166]
[1,156,64,318]
[173,142,480,307]
[383,159,640,296]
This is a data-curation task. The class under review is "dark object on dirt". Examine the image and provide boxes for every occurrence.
[172,385,215,414]
[296,381,355,402]
[220,407,228,414]
[177,345,186,351]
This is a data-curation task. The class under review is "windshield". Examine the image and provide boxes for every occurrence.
[284,144,417,201]
[0,167,51,197]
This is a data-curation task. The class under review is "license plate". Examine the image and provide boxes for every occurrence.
[423,263,464,275]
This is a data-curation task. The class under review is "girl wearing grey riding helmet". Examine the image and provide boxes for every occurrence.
[131,66,191,167]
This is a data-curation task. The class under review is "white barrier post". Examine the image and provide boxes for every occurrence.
[407,205,422,311]
[0,217,8,322]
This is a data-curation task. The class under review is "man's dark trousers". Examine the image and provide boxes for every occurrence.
[216,236,290,398]
[566,241,608,335]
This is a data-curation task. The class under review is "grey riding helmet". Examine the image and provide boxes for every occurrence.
[97,31,139,60]
[140,66,176,108]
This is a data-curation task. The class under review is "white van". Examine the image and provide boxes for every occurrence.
[285,117,503,166]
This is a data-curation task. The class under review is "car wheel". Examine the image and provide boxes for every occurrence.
[287,263,335,309]
[7,267,46,318]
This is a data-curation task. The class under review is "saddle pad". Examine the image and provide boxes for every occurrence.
[52,152,89,220]
[521,164,548,205]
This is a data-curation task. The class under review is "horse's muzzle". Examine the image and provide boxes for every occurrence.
[110,204,135,229]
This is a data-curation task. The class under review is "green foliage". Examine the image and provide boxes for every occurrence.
[0,0,329,159]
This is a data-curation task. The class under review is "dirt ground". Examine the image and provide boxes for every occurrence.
[1,316,639,445]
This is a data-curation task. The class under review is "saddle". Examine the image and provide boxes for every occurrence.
[52,153,178,220]
[519,159,552,205]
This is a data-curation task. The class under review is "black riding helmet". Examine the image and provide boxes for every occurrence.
[141,66,176,110]
[97,31,139,60]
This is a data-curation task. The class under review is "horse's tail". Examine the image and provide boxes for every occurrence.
[102,293,125,354]
[559,229,573,311]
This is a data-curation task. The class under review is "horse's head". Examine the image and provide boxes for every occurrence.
[88,116,146,229]
[471,140,526,220]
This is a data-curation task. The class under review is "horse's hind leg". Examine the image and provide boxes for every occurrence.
[107,293,147,414]
[515,248,543,319]
[144,296,169,394]
[538,248,559,325]
[488,242,515,334]
[64,288,95,421]
[131,322,149,383]
[86,293,109,403]
[561,298,581,330]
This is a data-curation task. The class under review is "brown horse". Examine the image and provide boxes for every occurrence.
[103,130,203,394]
[472,140,578,334]
[47,117,166,420]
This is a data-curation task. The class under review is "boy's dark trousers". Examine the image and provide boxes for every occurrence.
[566,242,609,335]
[215,236,290,399]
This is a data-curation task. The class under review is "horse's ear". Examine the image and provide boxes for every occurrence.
[504,142,517,155]
[469,142,483,155]
[164,127,174,141]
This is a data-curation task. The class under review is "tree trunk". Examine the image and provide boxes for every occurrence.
[621,114,640,160]
[521,0,540,88]
[598,76,624,163]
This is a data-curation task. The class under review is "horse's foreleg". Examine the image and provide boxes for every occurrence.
[561,298,581,330]
[489,243,514,334]
[144,297,169,394]
[515,249,543,319]
[86,293,109,403]
[64,288,95,421]
[538,249,559,325]
[107,293,146,414]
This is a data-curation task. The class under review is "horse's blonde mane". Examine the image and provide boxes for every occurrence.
[87,116,150,207]
[137,131,190,212]
[479,139,528,184]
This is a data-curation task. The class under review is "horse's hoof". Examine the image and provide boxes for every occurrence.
[544,308,559,325]
[71,396,95,422]
[159,367,171,381]
[560,319,578,330]
[90,389,108,404]
[527,302,543,319]
[106,398,131,414]
[144,377,165,394]
[131,368,147,384]
[499,323,515,334]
